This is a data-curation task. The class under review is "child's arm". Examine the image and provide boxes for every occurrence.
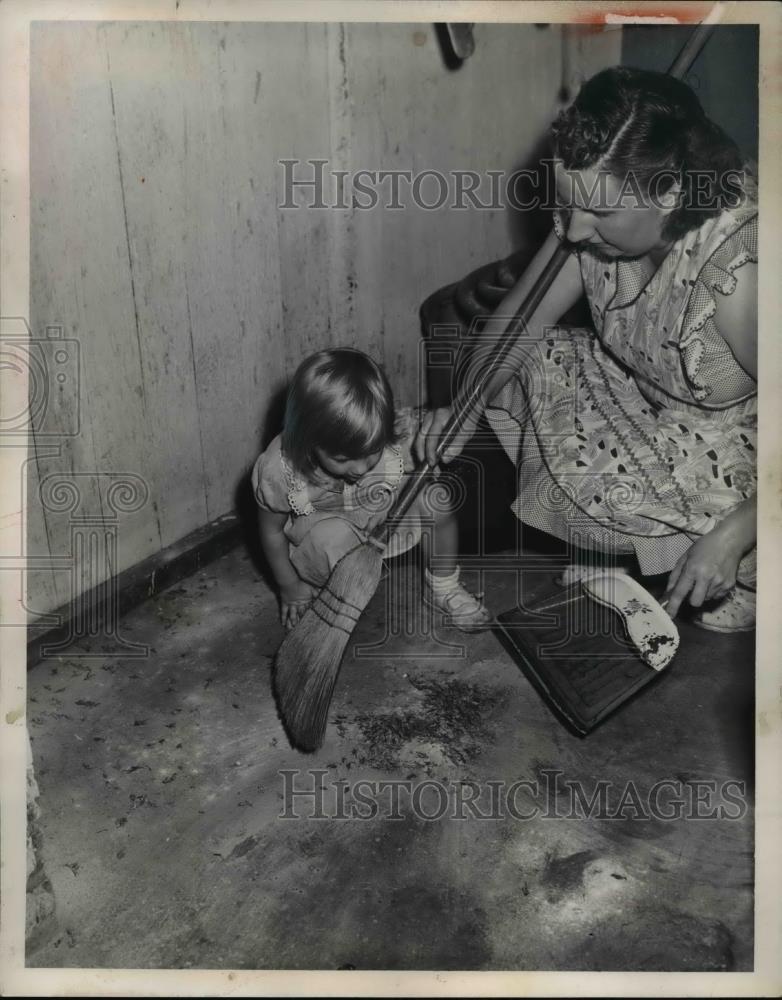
[258,508,316,629]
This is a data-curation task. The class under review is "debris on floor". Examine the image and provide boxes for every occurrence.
[26,547,754,970]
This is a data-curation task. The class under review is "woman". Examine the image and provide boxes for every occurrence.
[416,67,758,632]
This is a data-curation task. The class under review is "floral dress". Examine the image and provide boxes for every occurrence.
[485,194,758,584]
[252,408,426,587]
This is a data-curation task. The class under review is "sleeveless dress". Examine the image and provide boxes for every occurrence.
[485,195,758,584]
[252,408,427,587]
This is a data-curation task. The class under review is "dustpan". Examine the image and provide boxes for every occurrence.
[494,571,679,735]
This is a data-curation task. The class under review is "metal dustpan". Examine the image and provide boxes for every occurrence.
[493,571,680,735]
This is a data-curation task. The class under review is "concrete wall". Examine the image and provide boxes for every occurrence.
[28,21,621,620]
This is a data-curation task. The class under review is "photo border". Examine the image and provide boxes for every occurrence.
[1,1,780,996]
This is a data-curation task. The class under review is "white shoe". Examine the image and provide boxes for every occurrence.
[693,586,756,633]
[424,569,491,632]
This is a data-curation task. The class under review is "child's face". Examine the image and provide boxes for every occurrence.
[314,447,383,484]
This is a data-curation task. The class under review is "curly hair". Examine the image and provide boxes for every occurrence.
[550,67,746,239]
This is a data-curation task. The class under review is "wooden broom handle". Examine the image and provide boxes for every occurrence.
[371,18,719,545]
[375,239,570,540]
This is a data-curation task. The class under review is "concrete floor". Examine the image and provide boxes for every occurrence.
[26,539,754,971]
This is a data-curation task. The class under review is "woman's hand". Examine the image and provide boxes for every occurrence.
[663,533,741,618]
[414,406,481,467]
[279,579,317,630]
[663,499,756,618]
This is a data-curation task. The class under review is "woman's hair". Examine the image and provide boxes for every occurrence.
[550,66,745,239]
[282,348,398,476]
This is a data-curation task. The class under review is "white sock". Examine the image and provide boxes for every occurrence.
[425,566,460,591]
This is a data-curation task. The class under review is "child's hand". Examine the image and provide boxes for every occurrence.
[415,407,479,466]
[279,580,317,630]
[365,509,388,535]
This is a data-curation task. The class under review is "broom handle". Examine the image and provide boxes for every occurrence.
[668,11,722,79]
[374,239,571,542]
[370,19,719,546]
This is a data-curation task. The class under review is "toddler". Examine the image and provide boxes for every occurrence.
[253,348,489,632]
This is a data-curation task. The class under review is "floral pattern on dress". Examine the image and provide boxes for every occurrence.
[486,192,758,581]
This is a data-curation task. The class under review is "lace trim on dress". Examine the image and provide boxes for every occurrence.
[384,444,405,488]
[552,208,566,242]
[280,452,315,516]
[280,443,405,518]
[678,214,758,402]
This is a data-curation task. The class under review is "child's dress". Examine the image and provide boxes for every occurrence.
[252,408,428,587]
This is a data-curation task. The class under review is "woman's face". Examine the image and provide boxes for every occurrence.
[554,161,677,260]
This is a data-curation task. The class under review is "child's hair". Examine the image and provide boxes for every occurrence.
[282,348,399,476]
[550,67,745,240]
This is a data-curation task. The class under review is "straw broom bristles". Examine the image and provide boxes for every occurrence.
[273,537,386,752]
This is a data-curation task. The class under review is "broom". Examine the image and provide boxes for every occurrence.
[272,19,721,753]
[273,242,571,752]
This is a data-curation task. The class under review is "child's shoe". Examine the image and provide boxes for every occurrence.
[424,567,491,632]
[692,585,756,633]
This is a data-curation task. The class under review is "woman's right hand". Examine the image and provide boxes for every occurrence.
[414,406,481,467]
[279,579,317,630]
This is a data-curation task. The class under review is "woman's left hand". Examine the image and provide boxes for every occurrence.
[663,529,743,618]
[663,497,756,618]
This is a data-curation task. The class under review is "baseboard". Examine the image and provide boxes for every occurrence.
[27,513,242,669]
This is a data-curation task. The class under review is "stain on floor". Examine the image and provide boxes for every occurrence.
[350,674,505,771]
[26,546,754,970]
